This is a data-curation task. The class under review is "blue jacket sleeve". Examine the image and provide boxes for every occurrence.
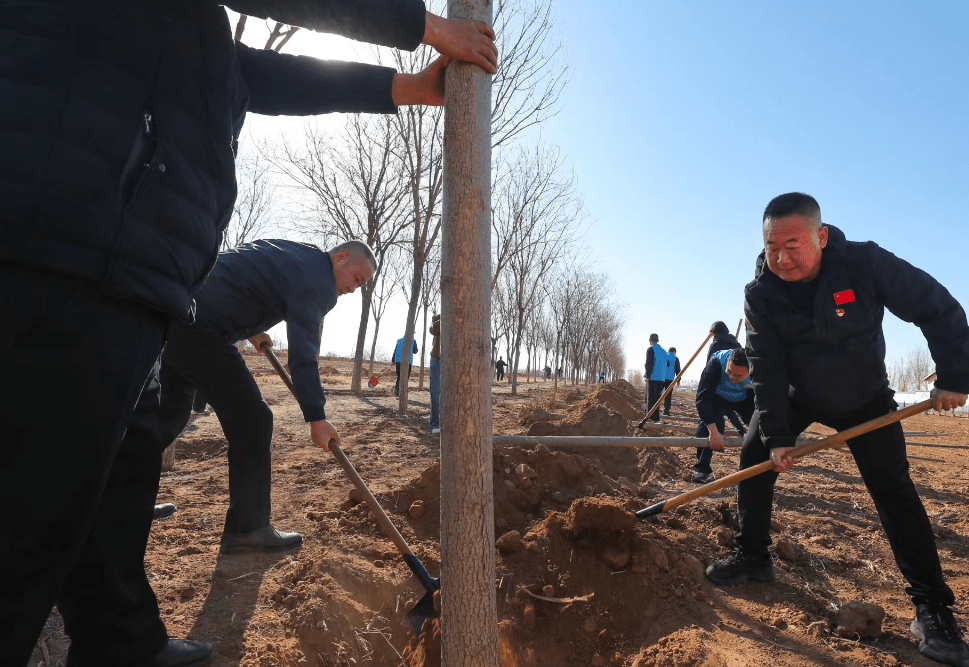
[284,289,328,422]
[237,43,397,117]
[226,0,427,51]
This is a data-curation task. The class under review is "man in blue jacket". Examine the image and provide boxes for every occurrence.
[707,193,969,667]
[643,334,669,422]
[691,348,754,483]
[394,335,419,397]
[0,3,497,665]
[662,346,681,416]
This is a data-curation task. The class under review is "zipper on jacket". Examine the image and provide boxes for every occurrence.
[120,111,159,208]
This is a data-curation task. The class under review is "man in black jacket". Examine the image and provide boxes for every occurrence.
[707,321,741,360]
[1,3,497,665]
[706,193,969,667]
[146,239,374,554]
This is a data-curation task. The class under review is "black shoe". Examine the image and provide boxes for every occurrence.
[706,549,775,585]
[220,525,303,555]
[153,503,177,520]
[691,472,713,484]
[132,639,213,667]
[911,602,969,667]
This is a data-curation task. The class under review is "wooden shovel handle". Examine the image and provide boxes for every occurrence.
[260,343,415,558]
[640,399,932,517]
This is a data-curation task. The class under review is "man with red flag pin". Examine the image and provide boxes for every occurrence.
[707,192,969,667]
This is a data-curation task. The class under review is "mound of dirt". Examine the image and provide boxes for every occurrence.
[392,445,636,539]
[401,492,720,667]
[527,404,635,438]
[574,385,643,421]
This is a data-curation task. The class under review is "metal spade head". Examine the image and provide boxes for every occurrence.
[406,589,438,635]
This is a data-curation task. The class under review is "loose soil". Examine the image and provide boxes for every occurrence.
[30,354,969,667]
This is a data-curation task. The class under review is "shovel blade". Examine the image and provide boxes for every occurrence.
[406,590,437,635]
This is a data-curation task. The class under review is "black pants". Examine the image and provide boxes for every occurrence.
[496,368,504,381]
[0,264,169,666]
[125,325,275,534]
[192,389,208,413]
[645,380,665,421]
[395,361,413,394]
[735,398,954,607]
[694,393,754,475]
[663,379,674,414]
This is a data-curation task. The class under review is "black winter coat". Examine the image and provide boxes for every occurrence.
[1,0,423,322]
[744,225,969,449]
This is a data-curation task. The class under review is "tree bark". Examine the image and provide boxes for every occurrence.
[350,283,374,393]
[441,0,498,662]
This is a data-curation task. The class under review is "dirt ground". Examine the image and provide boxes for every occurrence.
[30,350,969,667]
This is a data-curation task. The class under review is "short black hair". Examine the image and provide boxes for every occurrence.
[668,347,676,354]
[649,333,659,343]
[763,192,821,225]
[728,348,748,368]
[710,321,729,335]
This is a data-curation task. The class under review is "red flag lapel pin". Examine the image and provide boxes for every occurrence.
[833,289,854,317]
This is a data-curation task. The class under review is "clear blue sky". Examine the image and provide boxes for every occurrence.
[240,1,969,381]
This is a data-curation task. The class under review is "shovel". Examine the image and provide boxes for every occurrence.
[260,343,440,633]
[635,399,932,519]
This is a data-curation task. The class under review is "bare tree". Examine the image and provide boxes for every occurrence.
[906,346,933,391]
[233,14,299,52]
[223,148,276,250]
[273,116,411,392]
[490,0,569,148]
[366,246,409,376]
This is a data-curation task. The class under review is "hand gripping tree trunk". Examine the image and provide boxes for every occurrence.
[441,0,498,662]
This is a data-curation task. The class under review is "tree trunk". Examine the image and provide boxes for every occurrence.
[350,283,374,393]
[441,0,498,661]
[397,264,423,414]
[367,317,381,376]
[419,301,429,390]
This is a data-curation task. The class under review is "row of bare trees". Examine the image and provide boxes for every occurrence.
[887,346,934,392]
[224,0,627,414]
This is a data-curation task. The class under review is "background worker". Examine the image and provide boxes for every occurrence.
[394,336,419,397]
[707,192,969,667]
[692,348,754,483]
[707,320,742,360]
[428,313,441,434]
[663,346,681,416]
[496,356,507,382]
[1,3,497,665]
[643,334,669,422]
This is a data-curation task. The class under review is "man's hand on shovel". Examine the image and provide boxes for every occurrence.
[310,420,341,452]
[931,387,968,412]
[249,332,272,351]
[770,446,796,472]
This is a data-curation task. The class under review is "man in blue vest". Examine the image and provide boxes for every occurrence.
[692,348,754,483]
[643,334,669,422]
[394,336,419,397]
[707,192,969,667]
[663,346,681,416]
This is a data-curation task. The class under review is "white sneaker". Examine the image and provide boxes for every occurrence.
[431,427,441,434]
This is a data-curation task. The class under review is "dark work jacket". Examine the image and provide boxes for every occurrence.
[707,333,741,360]
[1,0,422,322]
[744,225,969,449]
[695,354,753,425]
[193,239,338,422]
